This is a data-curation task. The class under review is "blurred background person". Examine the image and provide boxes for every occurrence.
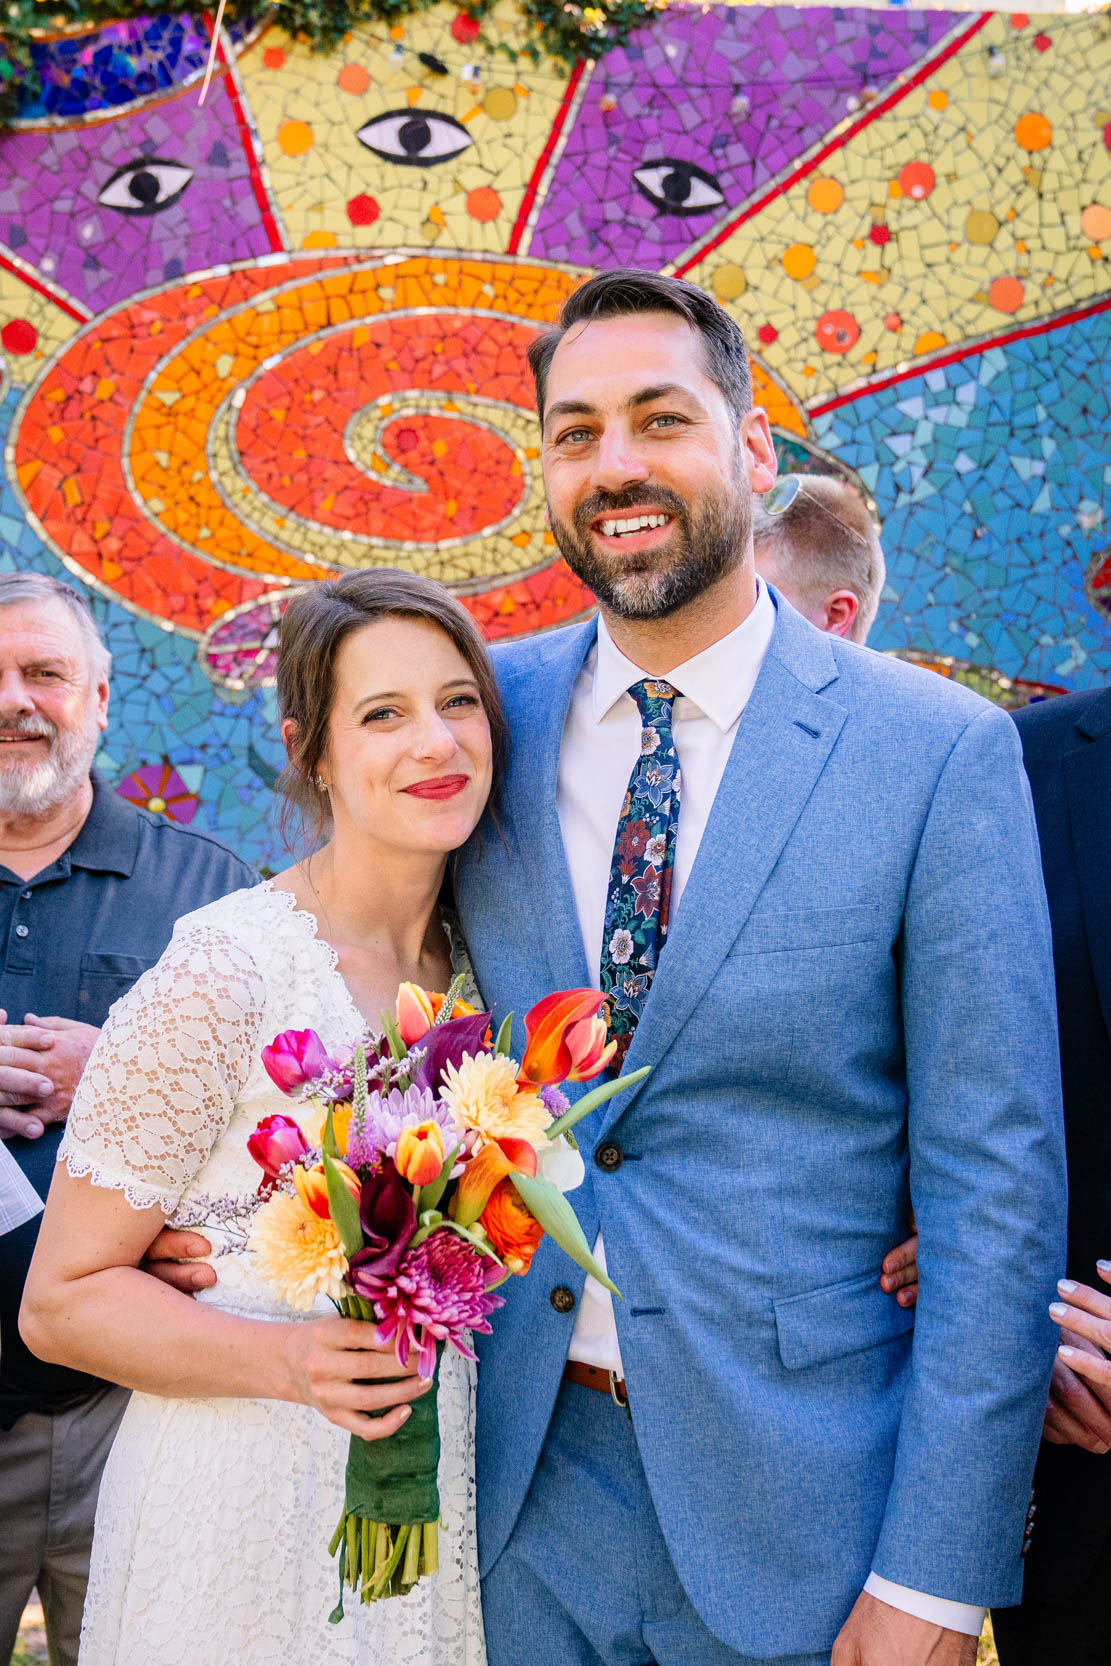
[753,473,886,644]
[0,572,254,1666]
[991,682,1111,1666]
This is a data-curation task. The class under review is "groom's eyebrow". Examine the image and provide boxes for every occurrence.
[545,383,702,427]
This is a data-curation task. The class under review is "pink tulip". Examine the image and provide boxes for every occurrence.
[261,1028,332,1095]
[564,1013,618,1082]
[396,983,437,1047]
[247,1114,310,1186]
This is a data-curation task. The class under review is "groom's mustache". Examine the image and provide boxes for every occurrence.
[572,484,691,538]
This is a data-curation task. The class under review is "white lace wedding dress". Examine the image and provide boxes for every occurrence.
[58,882,487,1666]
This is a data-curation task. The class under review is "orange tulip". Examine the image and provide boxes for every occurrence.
[293,1159,360,1221]
[519,989,616,1085]
[481,1179,545,1275]
[394,1121,446,1187]
[452,1137,537,1229]
[396,983,437,1046]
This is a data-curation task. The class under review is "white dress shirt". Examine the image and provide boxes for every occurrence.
[554,581,984,1640]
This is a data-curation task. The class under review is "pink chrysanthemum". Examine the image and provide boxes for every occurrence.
[370,1228,504,1378]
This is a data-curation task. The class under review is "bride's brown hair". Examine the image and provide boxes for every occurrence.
[275,569,509,849]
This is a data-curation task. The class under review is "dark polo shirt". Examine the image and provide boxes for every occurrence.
[0,774,256,1428]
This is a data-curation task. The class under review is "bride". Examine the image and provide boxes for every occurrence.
[20,570,505,1666]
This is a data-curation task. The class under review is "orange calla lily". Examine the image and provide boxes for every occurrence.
[519,988,615,1085]
[452,1137,537,1228]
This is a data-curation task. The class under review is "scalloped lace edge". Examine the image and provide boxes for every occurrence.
[59,1147,174,1214]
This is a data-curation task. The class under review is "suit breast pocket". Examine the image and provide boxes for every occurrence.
[735,903,892,956]
[774,1269,915,1371]
[77,952,155,1025]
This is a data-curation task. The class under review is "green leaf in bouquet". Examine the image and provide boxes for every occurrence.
[418,1142,462,1215]
[509,1171,622,1298]
[433,973,467,1023]
[381,1009,408,1064]
[323,1102,340,1161]
[493,1013,515,1058]
[544,1066,652,1141]
[323,1148,363,1259]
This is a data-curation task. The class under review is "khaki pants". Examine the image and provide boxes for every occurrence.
[0,1385,128,1666]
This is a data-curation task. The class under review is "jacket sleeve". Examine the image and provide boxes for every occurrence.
[871,702,1067,1606]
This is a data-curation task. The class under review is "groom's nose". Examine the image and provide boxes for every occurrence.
[592,423,651,495]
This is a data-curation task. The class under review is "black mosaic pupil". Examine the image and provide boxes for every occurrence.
[661,167,693,205]
[128,169,161,204]
[399,117,431,155]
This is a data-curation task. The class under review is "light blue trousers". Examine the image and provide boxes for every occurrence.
[480,1380,830,1666]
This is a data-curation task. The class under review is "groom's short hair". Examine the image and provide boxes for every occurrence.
[528,269,753,427]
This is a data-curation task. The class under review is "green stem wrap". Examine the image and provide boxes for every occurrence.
[344,1351,442,1524]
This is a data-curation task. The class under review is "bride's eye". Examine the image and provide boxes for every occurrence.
[363,707,397,723]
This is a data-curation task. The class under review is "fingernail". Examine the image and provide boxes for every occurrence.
[1058,1345,1076,1358]
[37,1081,51,1096]
[1049,1303,1069,1318]
[1058,1279,1077,1295]
[25,1119,43,1138]
[1098,1261,1111,1276]
[399,1406,412,1424]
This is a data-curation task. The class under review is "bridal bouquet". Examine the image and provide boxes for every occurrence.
[244,978,647,1616]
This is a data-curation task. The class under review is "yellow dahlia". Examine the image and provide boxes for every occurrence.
[441,1053,551,1149]
[249,1190,348,1311]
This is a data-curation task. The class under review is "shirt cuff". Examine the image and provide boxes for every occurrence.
[863,1572,985,1637]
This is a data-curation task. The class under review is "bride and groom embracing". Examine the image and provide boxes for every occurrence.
[22,270,1066,1666]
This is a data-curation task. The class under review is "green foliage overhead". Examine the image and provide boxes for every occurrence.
[0,0,669,125]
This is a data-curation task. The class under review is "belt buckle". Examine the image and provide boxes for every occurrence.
[609,1370,628,1410]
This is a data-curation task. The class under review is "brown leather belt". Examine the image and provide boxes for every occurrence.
[563,1360,628,1407]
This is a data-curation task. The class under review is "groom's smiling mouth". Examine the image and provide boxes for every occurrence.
[591,511,674,549]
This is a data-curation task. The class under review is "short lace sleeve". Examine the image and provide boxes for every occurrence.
[59,921,266,1213]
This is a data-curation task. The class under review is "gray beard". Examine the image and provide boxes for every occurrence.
[0,712,100,817]
[547,476,752,621]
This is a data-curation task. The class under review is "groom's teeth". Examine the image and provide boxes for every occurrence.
[599,514,671,538]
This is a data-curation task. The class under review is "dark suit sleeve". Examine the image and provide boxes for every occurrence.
[871,703,1067,1606]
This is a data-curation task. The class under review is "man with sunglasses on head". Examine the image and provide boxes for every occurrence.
[753,474,886,646]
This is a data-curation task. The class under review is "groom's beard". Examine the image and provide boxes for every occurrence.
[546,472,753,622]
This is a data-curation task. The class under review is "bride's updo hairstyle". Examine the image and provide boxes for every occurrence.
[275,568,509,848]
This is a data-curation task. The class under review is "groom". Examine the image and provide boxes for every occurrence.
[454,271,1066,1666]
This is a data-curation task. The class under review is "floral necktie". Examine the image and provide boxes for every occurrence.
[599,678,682,1069]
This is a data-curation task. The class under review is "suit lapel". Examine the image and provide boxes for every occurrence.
[601,600,846,1128]
[502,622,596,993]
[1064,690,1111,1037]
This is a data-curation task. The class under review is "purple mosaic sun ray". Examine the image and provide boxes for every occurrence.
[529,5,960,273]
[0,78,273,313]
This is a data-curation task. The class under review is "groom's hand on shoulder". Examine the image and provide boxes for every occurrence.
[832,1592,978,1666]
[141,1226,217,1293]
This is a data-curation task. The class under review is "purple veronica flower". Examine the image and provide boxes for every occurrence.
[540,1085,570,1119]
[369,1228,505,1378]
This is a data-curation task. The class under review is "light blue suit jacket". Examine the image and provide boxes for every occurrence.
[455,591,1066,1658]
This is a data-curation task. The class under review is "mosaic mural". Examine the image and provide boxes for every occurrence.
[1,1,1109,867]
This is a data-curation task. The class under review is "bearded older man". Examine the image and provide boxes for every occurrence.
[0,572,254,1666]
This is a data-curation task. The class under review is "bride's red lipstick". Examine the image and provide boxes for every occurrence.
[402,775,469,801]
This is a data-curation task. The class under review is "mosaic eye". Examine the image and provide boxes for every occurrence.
[632,160,725,217]
[355,110,473,168]
[98,158,194,216]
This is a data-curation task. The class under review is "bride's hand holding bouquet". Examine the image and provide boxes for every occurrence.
[245,979,647,1614]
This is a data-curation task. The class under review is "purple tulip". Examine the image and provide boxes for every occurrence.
[261,1028,333,1095]
[348,1162,418,1294]
[411,1010,493,1095]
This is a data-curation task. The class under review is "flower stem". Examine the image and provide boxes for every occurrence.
[401,1518,422,1590]
[327,1507,346,1559]
[368,1523,410,1599]
[422,1521,439,1577]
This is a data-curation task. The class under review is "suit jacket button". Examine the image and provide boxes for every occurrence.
[550,1286,575,1314]
[595,1142,624,1173]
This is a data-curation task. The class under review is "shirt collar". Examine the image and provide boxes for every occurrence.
[66,773,140,877]
[591,579,777,733]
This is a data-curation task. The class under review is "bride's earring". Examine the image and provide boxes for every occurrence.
[314,775,329,793]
